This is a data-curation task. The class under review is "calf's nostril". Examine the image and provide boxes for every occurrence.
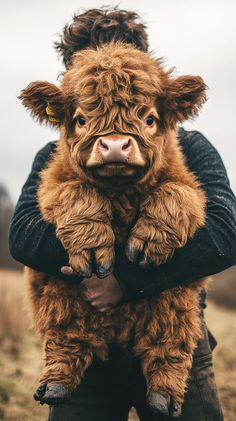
[122,139,131,151]
[100,139,109,151]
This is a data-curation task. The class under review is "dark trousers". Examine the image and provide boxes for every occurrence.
[48,318,223,421]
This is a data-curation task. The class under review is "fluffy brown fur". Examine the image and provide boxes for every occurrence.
[20,41,208,415]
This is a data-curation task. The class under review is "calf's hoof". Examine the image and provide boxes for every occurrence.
[147,391,170,415]
[97,261,114,278]
[34,383,71,405]
[146,391,182,417]
[169,400,182,418]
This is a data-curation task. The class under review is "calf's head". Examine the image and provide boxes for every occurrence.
[20,43,206,187]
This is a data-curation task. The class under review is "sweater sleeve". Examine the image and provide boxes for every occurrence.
[8,141,76,279]
[113,130,236,300]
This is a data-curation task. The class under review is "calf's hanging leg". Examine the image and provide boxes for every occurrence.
[26,269,96,404]
[134,282,206,417]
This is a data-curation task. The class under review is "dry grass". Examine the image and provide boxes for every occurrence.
[0,269,235,420]
[0,270,27,342]
[209,265,236,309]
[205,302,236,421]
[0,269,47,420]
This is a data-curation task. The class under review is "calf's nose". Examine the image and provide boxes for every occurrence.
[98,137,133,162]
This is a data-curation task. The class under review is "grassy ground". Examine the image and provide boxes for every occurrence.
[0,270,47,421]
[0,269,235,420]
[205,302,236,421]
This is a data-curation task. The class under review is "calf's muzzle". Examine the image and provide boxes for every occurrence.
[98,136,133,163]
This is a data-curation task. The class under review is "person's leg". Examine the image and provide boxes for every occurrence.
[48,386,129,421]
[178,319,224,421]
[133,317,223,421]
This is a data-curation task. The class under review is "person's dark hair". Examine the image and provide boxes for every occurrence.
[55,7,149,68]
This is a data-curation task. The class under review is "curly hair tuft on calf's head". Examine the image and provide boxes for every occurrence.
[55,7,149,68]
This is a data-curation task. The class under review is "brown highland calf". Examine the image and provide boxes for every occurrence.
[20,42,207,416]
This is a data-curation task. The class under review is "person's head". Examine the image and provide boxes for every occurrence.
[55,7,149,68]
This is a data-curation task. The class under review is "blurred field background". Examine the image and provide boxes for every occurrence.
[0,183,236,420]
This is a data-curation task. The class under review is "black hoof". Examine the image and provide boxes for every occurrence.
[79,263,92,278]
[34,383,47,401]
[169,399,182,418]
[147,392,182,417]
[34,383,71,405]
[97,262,114,278]
[146,391,170,415]
[125,245,140,263]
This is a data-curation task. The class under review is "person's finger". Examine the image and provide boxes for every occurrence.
[79,283,100,299]
[98,307,110,313]
[61,266,77,276]
[91,301,110,312]
[82,291,100,301]
[90,300,100,307]
[90,298,113,310]
[82,276,101,288]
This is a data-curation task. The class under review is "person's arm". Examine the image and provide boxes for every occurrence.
[9,141,75,279]
[114,130,236,300]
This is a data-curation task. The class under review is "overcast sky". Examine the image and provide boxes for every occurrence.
[1,0,236,202]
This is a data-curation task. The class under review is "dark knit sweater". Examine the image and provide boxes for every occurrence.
[9,128,236,305]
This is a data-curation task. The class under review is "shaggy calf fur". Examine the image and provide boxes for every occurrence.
[20,42,207,416]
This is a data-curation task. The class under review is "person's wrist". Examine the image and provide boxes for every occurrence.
[113,269,129,303]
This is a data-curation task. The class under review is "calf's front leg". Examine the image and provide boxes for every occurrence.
[126,182,205,267]
[39,182,115,277]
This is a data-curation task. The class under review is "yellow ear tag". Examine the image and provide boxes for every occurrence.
[45,103,60,123]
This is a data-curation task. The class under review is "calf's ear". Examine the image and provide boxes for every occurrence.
[162,75,207,128]
[18,81,64,126]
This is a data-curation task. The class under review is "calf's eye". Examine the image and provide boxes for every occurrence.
[145,115,155,126]
[77,116,86,127]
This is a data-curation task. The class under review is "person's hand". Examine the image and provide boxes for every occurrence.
[61,266,123,312]
[61,266,78,276]
[80,273,123,312]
